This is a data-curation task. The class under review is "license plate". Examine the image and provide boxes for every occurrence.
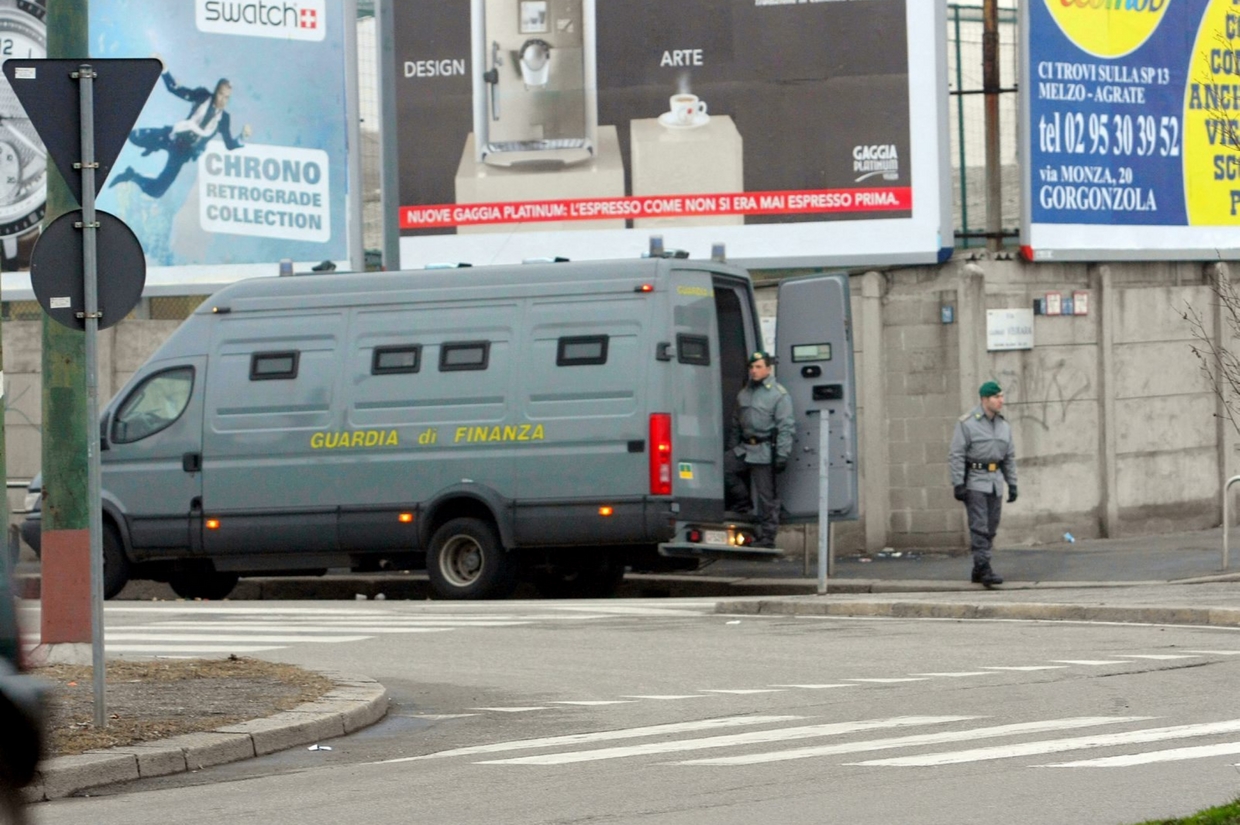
[703,530,728,545]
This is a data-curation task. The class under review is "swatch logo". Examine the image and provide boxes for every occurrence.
[1044,0,1168,58]
[197,0,327,42]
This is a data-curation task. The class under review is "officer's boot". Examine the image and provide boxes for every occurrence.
[971,563,984,584]
[977,563,1004,588]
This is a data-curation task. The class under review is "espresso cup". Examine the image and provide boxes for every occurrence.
[670,93,707,125]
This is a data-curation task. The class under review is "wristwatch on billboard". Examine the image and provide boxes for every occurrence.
[0,0,46,270]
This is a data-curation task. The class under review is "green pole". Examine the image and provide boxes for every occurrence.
[39,1,90,645]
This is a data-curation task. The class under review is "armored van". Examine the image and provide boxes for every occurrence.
[26,256,856,599]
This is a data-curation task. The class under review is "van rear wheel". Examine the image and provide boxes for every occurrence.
[428,518,515,600]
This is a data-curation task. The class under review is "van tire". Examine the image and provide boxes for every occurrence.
[427,518,515,600]
[102,525,130,600]
[168,570,239,601]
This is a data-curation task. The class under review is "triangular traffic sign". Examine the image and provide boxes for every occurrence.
[2,58,162,205]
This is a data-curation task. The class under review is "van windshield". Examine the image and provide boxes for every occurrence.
[112,367,195,444]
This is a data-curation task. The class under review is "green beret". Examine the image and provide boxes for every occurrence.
[748,351,773,365]
[979,381,1002,398]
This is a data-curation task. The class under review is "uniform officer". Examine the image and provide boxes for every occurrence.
[948,381,1017,587]
[725,351,795,548]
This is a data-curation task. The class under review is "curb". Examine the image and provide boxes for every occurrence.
[717,598,1240,628]
[22,671,389,802]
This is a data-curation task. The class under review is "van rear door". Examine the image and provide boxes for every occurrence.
[667,270,723,513]
[775,274,858,522]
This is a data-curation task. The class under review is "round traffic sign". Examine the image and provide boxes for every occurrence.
[29,209,145,331]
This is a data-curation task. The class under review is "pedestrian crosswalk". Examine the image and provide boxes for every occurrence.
[392,712,1240,771]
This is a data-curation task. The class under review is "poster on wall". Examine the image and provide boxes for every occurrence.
[87,0,360,281]
[1022,0,1240,261]
[382,0,952,269]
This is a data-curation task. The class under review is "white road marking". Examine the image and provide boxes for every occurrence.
[850,719,1240,766]
[104,606,395,615]
[1040,742,1240,767]
[112,624,462,633]
[845,678,930,684]
[470,707,549,713]
[679,717,1147,766]
[698,689,785,695]
[411,714,479,721]
[619,695,707,701]
[478,716,976,766]
[1051,660,1128,666]
[768,684,858,690]
[548,606,712,617]
[981,666,1068,671]
[103,633,371,644]
[1185,650,1240,656]
[549,701,634,706]
[1113,654,1200,661]
[377,715,802,763]
[911,672,997,678]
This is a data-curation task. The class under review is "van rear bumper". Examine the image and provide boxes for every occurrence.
[658,520,782,562]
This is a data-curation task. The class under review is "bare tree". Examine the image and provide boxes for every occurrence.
[1185,263,1240,437]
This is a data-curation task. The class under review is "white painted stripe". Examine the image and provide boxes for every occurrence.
[845,678,930,684]
[479,716,976,766]
[105,606,392,615]
[679,717,1147,766]
[1040,742,1240,767]
[1051,660,1127,666]
[620,695,707,701]
[1113,654,1199,661]
[850,719,1240,767]
[470,707,549,713]
[377,715,802,763]
[698,689,785,695]
[769,684,858,690]
[981,666,1068,671]
[104,634,371,644]
[1185,650,1240,656]
[547,606,709,617]
[144,620,525,627]
[411,714,479,721]
[911,672,997,678]
[548,701,634,706]
[104,644,285,653]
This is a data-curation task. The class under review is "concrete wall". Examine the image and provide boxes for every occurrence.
[4,257,1231,555]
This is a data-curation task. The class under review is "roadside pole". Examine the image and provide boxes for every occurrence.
[817,411,830,595]
[38,1,92,675]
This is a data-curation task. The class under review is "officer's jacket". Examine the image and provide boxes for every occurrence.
[728,377,795,465]
[948,405,1017,494]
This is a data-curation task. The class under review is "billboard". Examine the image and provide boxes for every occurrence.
[381,0,952,269]
[87,0,360,279]
[1021,0,1240,261]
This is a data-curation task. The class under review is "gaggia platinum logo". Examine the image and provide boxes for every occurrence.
[852,144,899,182]
[197,0,327,42]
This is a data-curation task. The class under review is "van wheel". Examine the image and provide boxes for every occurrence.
[428,518,515,600]
[532,555,626,599]
[168,570,239,601]
[102,525,130,600]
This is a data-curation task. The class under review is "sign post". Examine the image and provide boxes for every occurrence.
[5,57,160,727]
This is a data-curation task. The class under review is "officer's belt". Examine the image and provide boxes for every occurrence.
[743,436,769,445]
[967,461,999,471]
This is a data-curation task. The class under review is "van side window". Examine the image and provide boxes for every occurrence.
[676,334,710,366]
[250,351,299,380]
[112,367,194,444]
[372,345,421,375]
[556,335,608,366]
[440,341,489,372]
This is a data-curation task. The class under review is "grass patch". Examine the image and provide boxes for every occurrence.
[1132,799,1240,825]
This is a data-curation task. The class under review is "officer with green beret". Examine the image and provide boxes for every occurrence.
[725,351,795,548]
[948,381,1017,587]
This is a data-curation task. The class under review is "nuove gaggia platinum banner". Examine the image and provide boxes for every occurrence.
[385,0,952,268]
[1022,0,1240,260]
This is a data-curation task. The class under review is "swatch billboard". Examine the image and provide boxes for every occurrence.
[381,0,952,269]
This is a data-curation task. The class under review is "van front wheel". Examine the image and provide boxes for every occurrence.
[427,518,515,600]
[102,525,130,600]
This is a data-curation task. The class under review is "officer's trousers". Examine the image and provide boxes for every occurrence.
[725,452,779,544]
[964,490,1002,566]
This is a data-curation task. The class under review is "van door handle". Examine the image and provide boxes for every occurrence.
[182,452,202,473]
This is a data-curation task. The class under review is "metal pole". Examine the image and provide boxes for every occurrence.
[1224,475,1240,571]
[953,4,969,248]
[77,64,106,729]
[817,410,830,595]
[982,0,1002,253]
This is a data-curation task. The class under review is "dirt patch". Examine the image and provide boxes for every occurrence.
[34,656,333,756]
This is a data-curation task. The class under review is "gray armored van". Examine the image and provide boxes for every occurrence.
[25,255,857,600]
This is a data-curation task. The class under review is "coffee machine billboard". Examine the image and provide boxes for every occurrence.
[382,0,952,268]
[86,0,361,278]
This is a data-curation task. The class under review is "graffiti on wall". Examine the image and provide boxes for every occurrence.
[996,356,1092,433]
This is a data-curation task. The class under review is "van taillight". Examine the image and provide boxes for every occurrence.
[649,413,672,496]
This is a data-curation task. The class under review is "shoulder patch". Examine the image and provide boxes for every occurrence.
[777,384,788,395]
[958,412,971,422]
[974,413,983,420]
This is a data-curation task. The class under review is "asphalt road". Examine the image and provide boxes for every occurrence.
[23,599,1240,825]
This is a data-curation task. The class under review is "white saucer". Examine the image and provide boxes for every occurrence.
[658,111,710,130]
